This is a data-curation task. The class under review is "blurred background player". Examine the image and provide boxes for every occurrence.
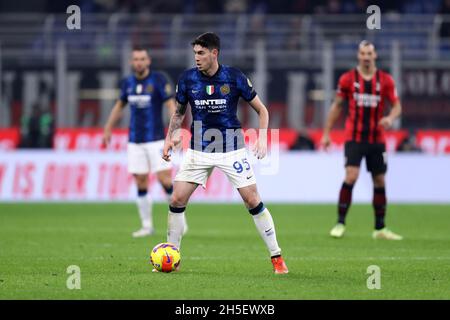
[103,46,186,238]
[322,40,403,240]
[162,32,288,274]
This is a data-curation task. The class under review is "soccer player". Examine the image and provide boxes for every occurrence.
[103,47,187,238]
[322,40,403,240]
[162,32,289,274]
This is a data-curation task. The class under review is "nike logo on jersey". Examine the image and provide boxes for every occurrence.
[246,176,253,180]
[192,89,199,93]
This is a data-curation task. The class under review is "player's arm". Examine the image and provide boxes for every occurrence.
[248,95,269,159]
[379,101,401,129]
[321,96,344,150]
[379,77,402,129]
[164,98,177,119]
[162,102,187,162]
[103,99,126,146]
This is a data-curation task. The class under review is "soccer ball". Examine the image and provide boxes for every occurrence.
[150,242,181,273]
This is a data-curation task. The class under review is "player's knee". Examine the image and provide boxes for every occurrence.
[345,171,359,184]
[134,174,148,188]
[243,193,261,209]
[372,174,385,188]
[170,193,187,207]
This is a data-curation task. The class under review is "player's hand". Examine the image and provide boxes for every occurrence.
[379,117,393,129]
[253,138,267,160]
[102,129,112,147]
[162,137,181,162]
[162,140,174,162]
[321,133,331,150]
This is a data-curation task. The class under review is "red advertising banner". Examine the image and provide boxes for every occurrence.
[0,128,20,150]
[3,127,450,153]
[416,130,450,154]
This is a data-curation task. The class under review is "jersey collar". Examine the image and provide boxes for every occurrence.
[199,64,222,79]
[134,69,152,82]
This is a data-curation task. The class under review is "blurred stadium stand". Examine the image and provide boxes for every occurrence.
[0,0,450,150]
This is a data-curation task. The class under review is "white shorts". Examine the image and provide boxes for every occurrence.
[174,148,257,189]
[127,140,172,174]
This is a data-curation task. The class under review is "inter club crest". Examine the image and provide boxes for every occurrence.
[220,84,230,95]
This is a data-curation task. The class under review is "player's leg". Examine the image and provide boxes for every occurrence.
[156,169,174,198]
[330,141,362,238]
[167,148,212,249]
[367,144,402,240]
[237,184,288,274]
[167,181,198,248]
[150,140,175,199]
[127,143,154,237]
[218,148,287,274]
[132,173,155,237]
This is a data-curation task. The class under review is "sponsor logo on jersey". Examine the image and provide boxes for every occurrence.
[128,95,152,108]
[220,84,230,95]
[206,85,215,95]
[353,92,381,107]
[194,99,227,113]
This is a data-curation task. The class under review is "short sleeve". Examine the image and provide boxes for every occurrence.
[336,73,350,99]
[175,72,188,105]
[157,72,174,102]
[384,74,399,105]
[237,71,257,102]
[119,79,128,103]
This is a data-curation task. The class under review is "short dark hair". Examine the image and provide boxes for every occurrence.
[132,45,149,54]
[191,32,220,52]
[359,40,376,50]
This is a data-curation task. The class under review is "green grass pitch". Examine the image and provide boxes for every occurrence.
[0,203,449,299]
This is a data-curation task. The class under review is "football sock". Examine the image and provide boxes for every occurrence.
[249,203,282,257]
[338,182,354,224]
[373,187,386,230]
[136,189,152,229]
[167,206,186,248]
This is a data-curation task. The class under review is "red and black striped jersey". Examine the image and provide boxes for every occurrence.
[336,68,399,144]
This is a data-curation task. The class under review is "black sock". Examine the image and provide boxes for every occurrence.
[338,182,354,224]
[163,185,173,195]
[373,187,386,230]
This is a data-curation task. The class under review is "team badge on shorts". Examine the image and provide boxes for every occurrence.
[220,84,230,95]
[206,85,215,95]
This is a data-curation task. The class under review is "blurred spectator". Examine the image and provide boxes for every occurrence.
[20,103,54,149]
[439,0,450,39]
[342,0,367,14]
[290,131,315,150]
[224,0,247,14]
[396,135,422,152]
